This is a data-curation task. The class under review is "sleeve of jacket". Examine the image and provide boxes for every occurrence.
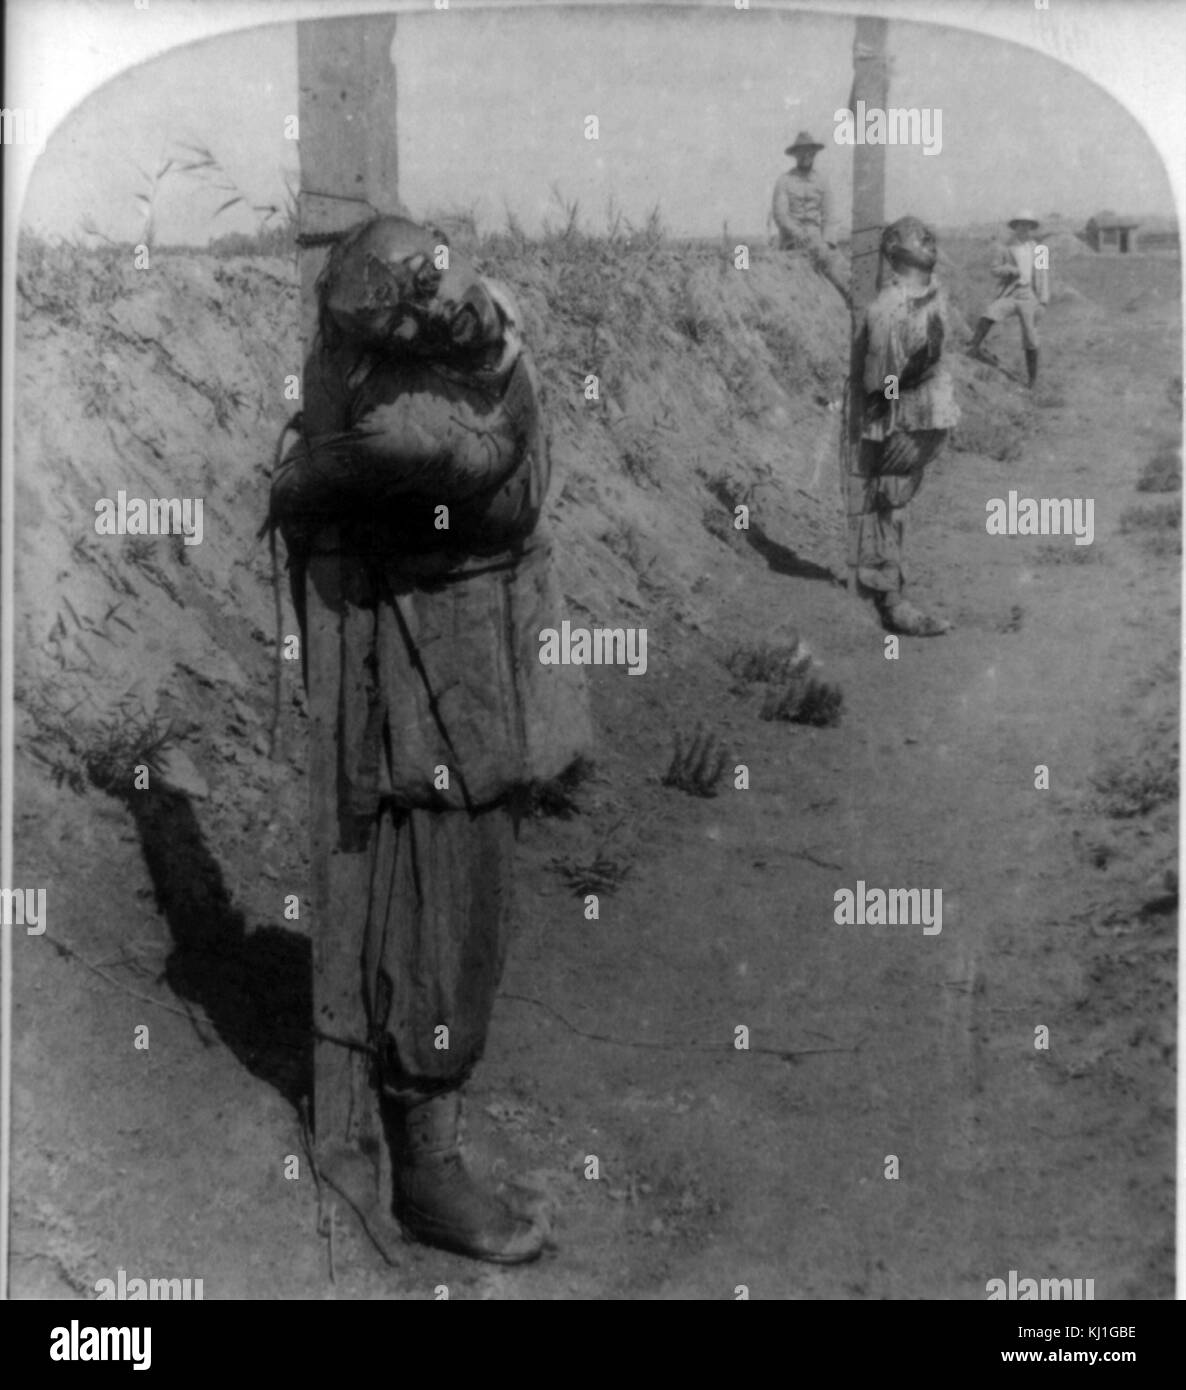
[991,242,1019,286]
[818,175,835,246]
[771,175,794,238]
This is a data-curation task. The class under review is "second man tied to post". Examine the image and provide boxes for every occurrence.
[846,216,961,637]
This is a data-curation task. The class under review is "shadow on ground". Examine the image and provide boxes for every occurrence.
[126,786,312,1108]
[745,523,840,582]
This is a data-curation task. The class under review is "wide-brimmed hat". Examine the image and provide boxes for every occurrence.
[1008,210,1041,230]
[786,130,824,156]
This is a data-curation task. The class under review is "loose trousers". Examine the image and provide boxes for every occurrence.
[780,231,851,299]
[845,431,946,594]
[363,799,517,1094]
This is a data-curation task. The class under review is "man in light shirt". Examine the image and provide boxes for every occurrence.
[967,211,1050,387]
[771,130,849,301]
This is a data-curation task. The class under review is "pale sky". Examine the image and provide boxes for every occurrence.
[14,1,1181,245]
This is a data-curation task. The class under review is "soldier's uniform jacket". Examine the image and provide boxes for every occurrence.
[858,275,960,443]
[991,237,1050,306]
[771,167,835,247]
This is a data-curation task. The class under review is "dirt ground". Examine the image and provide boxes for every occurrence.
[9,235,1177,1300]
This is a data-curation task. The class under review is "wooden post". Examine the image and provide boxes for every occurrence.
[296,13,403,1259]
[297,16,400,339]
[848,17,889,313]
[844,15,889,593]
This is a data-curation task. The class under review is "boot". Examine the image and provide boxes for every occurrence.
[1025,348,1039,388]
[967,317,993,359]
[390,1089,546,1264]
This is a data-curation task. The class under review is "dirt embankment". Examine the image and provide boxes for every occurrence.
[12,233,852,783]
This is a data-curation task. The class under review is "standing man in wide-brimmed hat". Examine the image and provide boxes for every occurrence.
[967,210,1050,387]
[772,130,850,301]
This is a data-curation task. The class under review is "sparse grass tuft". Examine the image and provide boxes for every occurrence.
[728,639,839,726]
[550,854,631,896]
[726,640,812,686]
[549,839,632,896]
[19,685,186,799]
[174,141,297,250]
[1119,500,1181,558]
[124,536,183,603]
[209,381,247,429]
[1034,542,1100,565]
[83,706,180,797]
[760,673,843,727]
[1136,446,1182,494]
[1092,751,1178,819]
[662,726,729,797]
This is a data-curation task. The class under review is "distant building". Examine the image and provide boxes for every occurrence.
[1133,216,1181,256]
[1084,211,1141,254]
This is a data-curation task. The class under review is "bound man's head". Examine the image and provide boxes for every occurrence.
[881,216,939,274]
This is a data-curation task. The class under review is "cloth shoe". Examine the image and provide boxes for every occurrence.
[880,596,951,636]
[390,1089,547,1264]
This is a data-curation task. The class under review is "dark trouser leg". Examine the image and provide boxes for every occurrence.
[846,436,951,636]
[1025,348,1039,387]
[968,316,994,355]
[846,440,924,601]
[364,802,514,1087]
[807,237,851,306]
[820,247,852,307]
[363,800,544,1262]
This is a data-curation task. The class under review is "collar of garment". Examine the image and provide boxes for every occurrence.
[882,273,941,310]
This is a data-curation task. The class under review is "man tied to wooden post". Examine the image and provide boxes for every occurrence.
[266,215,589,1263]
[847,215,960,637]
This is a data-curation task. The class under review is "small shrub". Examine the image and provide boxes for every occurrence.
[662,726,729,797]
[1119,501,1181,558]
[549,851,631,897]
[1091,758,1177,819]
[1034,543,1100,565]
[726,641,812,686]
[1136,446,1182,494]
[84,707,180,797]
[760,673,843,727]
